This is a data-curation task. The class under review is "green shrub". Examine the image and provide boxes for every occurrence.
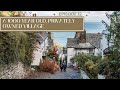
[0,11,37,67]
[73,53,88,68]
[0,32,37,67]
[84,59,98,79]
[72,53,102,79]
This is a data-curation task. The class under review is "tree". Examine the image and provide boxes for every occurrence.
[0,11,37,66]
[102,11,120,78]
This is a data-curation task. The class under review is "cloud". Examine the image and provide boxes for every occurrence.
[80,11,113,23]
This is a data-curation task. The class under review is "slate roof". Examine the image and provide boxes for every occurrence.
[35,32,48,44]
[67,33,102,48]
[75,43,95,49]
[67,38,78,48]
[86,33,102,48]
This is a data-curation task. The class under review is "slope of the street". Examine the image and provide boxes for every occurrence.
[26,68,81,79]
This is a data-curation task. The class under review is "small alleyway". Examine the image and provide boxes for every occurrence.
[27,68,81,79]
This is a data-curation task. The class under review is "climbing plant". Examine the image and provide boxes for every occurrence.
[102,11,120,79]
[72,53,102,79]
[0,11,37,67]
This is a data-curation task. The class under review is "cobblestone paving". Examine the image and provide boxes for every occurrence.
[27,68,81,79]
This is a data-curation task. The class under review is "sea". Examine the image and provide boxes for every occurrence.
[52,22,106,47]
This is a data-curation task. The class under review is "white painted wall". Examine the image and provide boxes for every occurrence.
[31,42,42,66]
[41,42,44,56]
[40,37,48,56]
[45,37,48,53]
[67,48,96,67]
[31,37,48,66]
[76,49,89,54]
[67,48,75,67]
[94,48,99,56]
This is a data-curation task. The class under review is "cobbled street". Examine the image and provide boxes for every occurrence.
[27,68,81,79]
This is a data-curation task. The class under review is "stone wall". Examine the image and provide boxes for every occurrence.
[0,62,30,79]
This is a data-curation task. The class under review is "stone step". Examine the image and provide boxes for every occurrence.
[80,70,90,79]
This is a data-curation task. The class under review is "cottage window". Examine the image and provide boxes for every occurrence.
[89,49,93,53]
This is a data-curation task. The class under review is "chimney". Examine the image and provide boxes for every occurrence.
[48,32,51,38]
[48,32,51,35]
[79,31,86,43]
[98,32,100,34]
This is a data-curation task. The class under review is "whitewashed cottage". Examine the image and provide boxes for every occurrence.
[31,32,48,66]
[67,31,101,67]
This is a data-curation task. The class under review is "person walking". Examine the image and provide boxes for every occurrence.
[60,58,63,72]
[62,60,67,72]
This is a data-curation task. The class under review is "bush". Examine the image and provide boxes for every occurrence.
[0,32,37,66]
[72,53,102,79]
[39,59,56,74]
[73,53,88,68]
[0,12,37,67]
[97,57,109,75]
[84,60,98,79]
[46,47,59,62]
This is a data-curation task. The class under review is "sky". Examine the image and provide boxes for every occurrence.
[51,32,75,47]
[25,11,113,23]
[24,11,114,47]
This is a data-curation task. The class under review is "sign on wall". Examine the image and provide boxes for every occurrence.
[0,17,84,31]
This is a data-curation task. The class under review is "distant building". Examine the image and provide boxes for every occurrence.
[31,32,48,66]
[23,12,50,66]
[86,33,102,56]
[67,38,95,67]
[31,32,53,66]
[63,47,67,54]
[63,47,67,63]
[67,31,101,67]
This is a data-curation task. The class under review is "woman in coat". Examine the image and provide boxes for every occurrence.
[60,58,63,72]
[62,60,67,72]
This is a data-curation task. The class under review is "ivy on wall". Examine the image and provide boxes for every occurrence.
[0,11,37,67]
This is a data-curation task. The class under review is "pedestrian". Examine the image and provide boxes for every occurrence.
[62,60,67,72]
[60,58,63,72]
